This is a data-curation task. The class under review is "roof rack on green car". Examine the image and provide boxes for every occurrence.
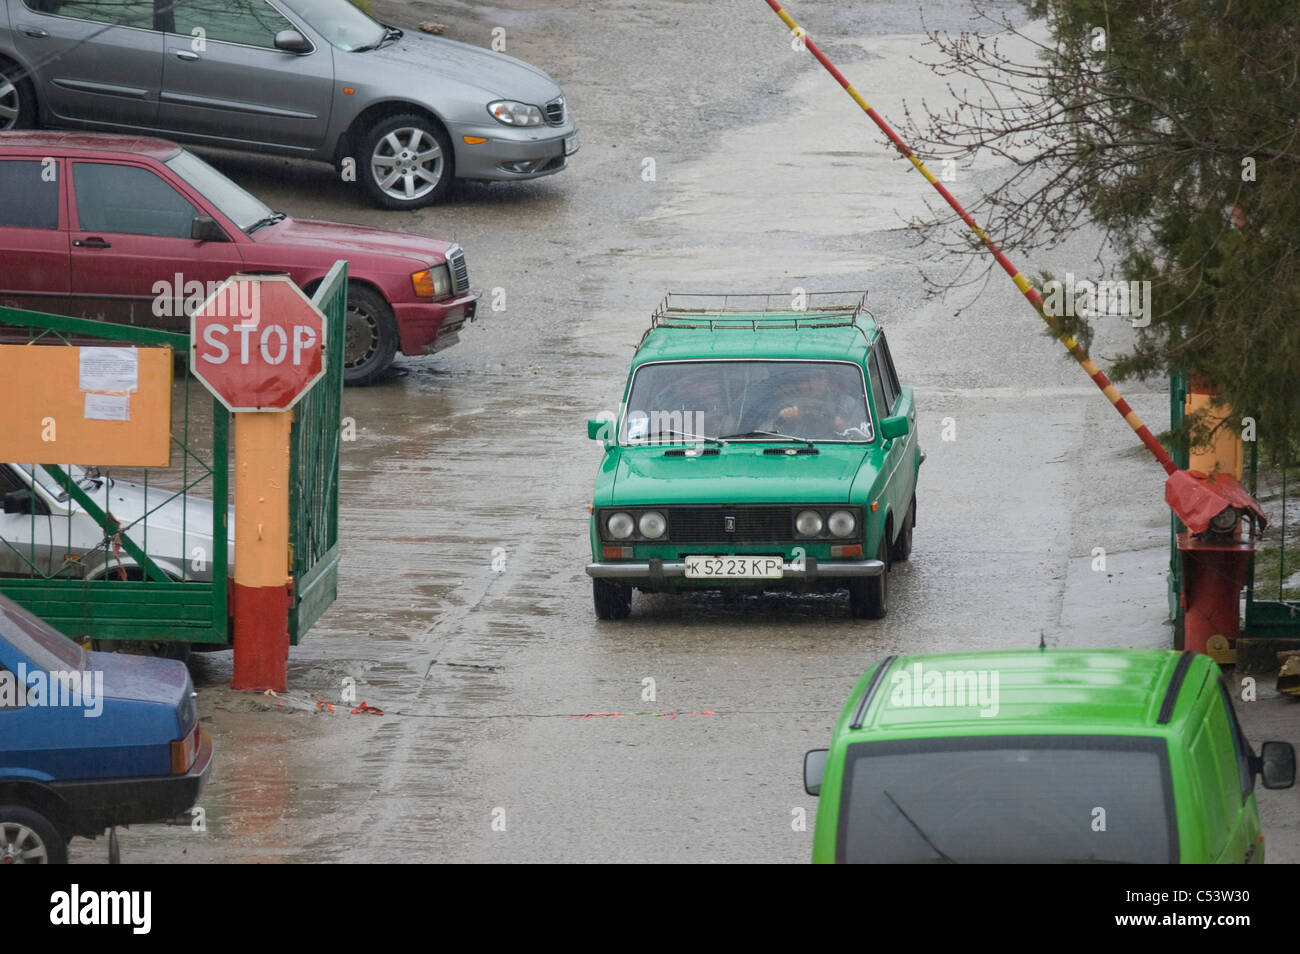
[640,291,874,347]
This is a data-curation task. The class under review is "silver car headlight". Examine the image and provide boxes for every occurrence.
[638,511,667,539]
[795,510,824,537]
[607,512,635,540]
[827,510,856,537]
[488,100,545,126]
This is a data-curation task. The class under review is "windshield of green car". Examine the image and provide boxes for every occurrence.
[620,360,873,444]
[279,0,386,51]
[837,736,1177,863]
[165,150,273,233]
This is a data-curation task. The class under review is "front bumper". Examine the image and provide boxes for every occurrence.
[393,292,479,355]
[451,121,578,180]
[585,558,884,581]
[51,728,213,837]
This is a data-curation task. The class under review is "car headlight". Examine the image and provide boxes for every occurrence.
[827,510,856,537]
[607,512,635,540]
[411,265,452,298]
[488,100,545,126]
[795,510,824,537]
[638,511,667,539]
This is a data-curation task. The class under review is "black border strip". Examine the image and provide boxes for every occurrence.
[850,654,897,729]
[1157,651,1195,724]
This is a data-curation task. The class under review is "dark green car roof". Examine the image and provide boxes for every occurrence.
[845,649,1210,736]
[632,293,880,368]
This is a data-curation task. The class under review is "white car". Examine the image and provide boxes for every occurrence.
[0,463,231,582]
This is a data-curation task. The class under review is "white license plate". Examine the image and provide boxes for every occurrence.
[564,132,580,156]
[684,555,784,579]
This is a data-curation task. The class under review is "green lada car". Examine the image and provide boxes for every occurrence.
[803,649,1297,863]
[584,293,922,620]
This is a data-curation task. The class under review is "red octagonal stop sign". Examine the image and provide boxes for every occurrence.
[191,275,326,412]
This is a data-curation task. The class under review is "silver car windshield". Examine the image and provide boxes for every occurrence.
[279,0,386,51]
[164,150,273,233]
[621,360,874,444]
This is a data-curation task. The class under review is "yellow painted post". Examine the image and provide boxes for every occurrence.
[231,411,293,691]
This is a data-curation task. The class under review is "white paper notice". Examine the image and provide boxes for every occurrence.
[79,347,138,393]
[84,393,130,421]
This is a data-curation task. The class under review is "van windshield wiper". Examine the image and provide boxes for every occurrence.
[882,790,956,863]
[245,212,286,234]
[719,429,816,449]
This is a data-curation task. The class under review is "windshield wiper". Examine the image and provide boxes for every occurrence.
[644,429,726,446]
[882,790,956,863]
[245,212,286,235]
[355,25,402,52]
[718,429,816,449]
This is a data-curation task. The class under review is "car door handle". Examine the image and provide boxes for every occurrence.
[73,237,112,249]
[19,24,49,38]
[170,48,200,61]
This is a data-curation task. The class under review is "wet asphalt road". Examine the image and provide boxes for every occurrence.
[72,0,1298,863]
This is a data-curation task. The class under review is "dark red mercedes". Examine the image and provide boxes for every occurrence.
[0,131,477,384]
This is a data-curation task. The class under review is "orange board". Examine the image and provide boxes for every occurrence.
[0,344,173,467]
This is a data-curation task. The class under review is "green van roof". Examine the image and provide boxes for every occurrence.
[845,649,1212,735]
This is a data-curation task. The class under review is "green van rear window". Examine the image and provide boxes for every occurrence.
[837,735,1177,863]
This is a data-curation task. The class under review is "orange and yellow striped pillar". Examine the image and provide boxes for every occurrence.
[230,412,293,692]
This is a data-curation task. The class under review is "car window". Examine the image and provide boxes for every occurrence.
[170,0,295,48]
[838,735,1178,863]
[870,348,897,416]
[0,466,27,496]
[22,0,154,27]
[1218,681,1254,802]
[164,149,271,233]
[877,331,902,397]
[279,0,383,51]
[0,160,59,230]
[621,360,873,444]
[0,595,86,672]
[73,162,198,239]
[867,360,889,424]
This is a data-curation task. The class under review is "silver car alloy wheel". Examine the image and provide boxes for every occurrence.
[0,821,49,864]
[370,127,444,202]
[0,71,22,130]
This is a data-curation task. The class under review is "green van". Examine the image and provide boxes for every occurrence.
[584,292,922,620]
[803,649,1296,863]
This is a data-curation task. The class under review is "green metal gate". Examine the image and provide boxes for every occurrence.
[289,261,345,643]
[0,264,344,648]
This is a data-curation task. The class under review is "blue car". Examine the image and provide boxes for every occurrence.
[0,594,212,864]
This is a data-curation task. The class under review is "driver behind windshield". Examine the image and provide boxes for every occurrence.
[771,366,871,440]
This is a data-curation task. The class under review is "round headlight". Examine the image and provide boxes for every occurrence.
[828,510,856,537]
[795,510,824,537]
[607,512,635,540]
[638,511,667,539]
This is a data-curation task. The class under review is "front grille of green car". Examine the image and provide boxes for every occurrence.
[667,506,794,543]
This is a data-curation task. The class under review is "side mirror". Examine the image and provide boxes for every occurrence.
[587,418,614,442]
[804,748,829,796]
[191,215,227,243]
[3,488,36,515]
[1259,741,1296,789]
[880,414,909,442]
[274,29,312,53]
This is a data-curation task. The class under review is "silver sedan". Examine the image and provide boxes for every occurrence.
[0,0,578,208]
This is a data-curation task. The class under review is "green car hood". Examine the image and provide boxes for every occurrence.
[601,443,877,505]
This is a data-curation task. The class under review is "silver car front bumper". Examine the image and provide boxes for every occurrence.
[585,558,884,581]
